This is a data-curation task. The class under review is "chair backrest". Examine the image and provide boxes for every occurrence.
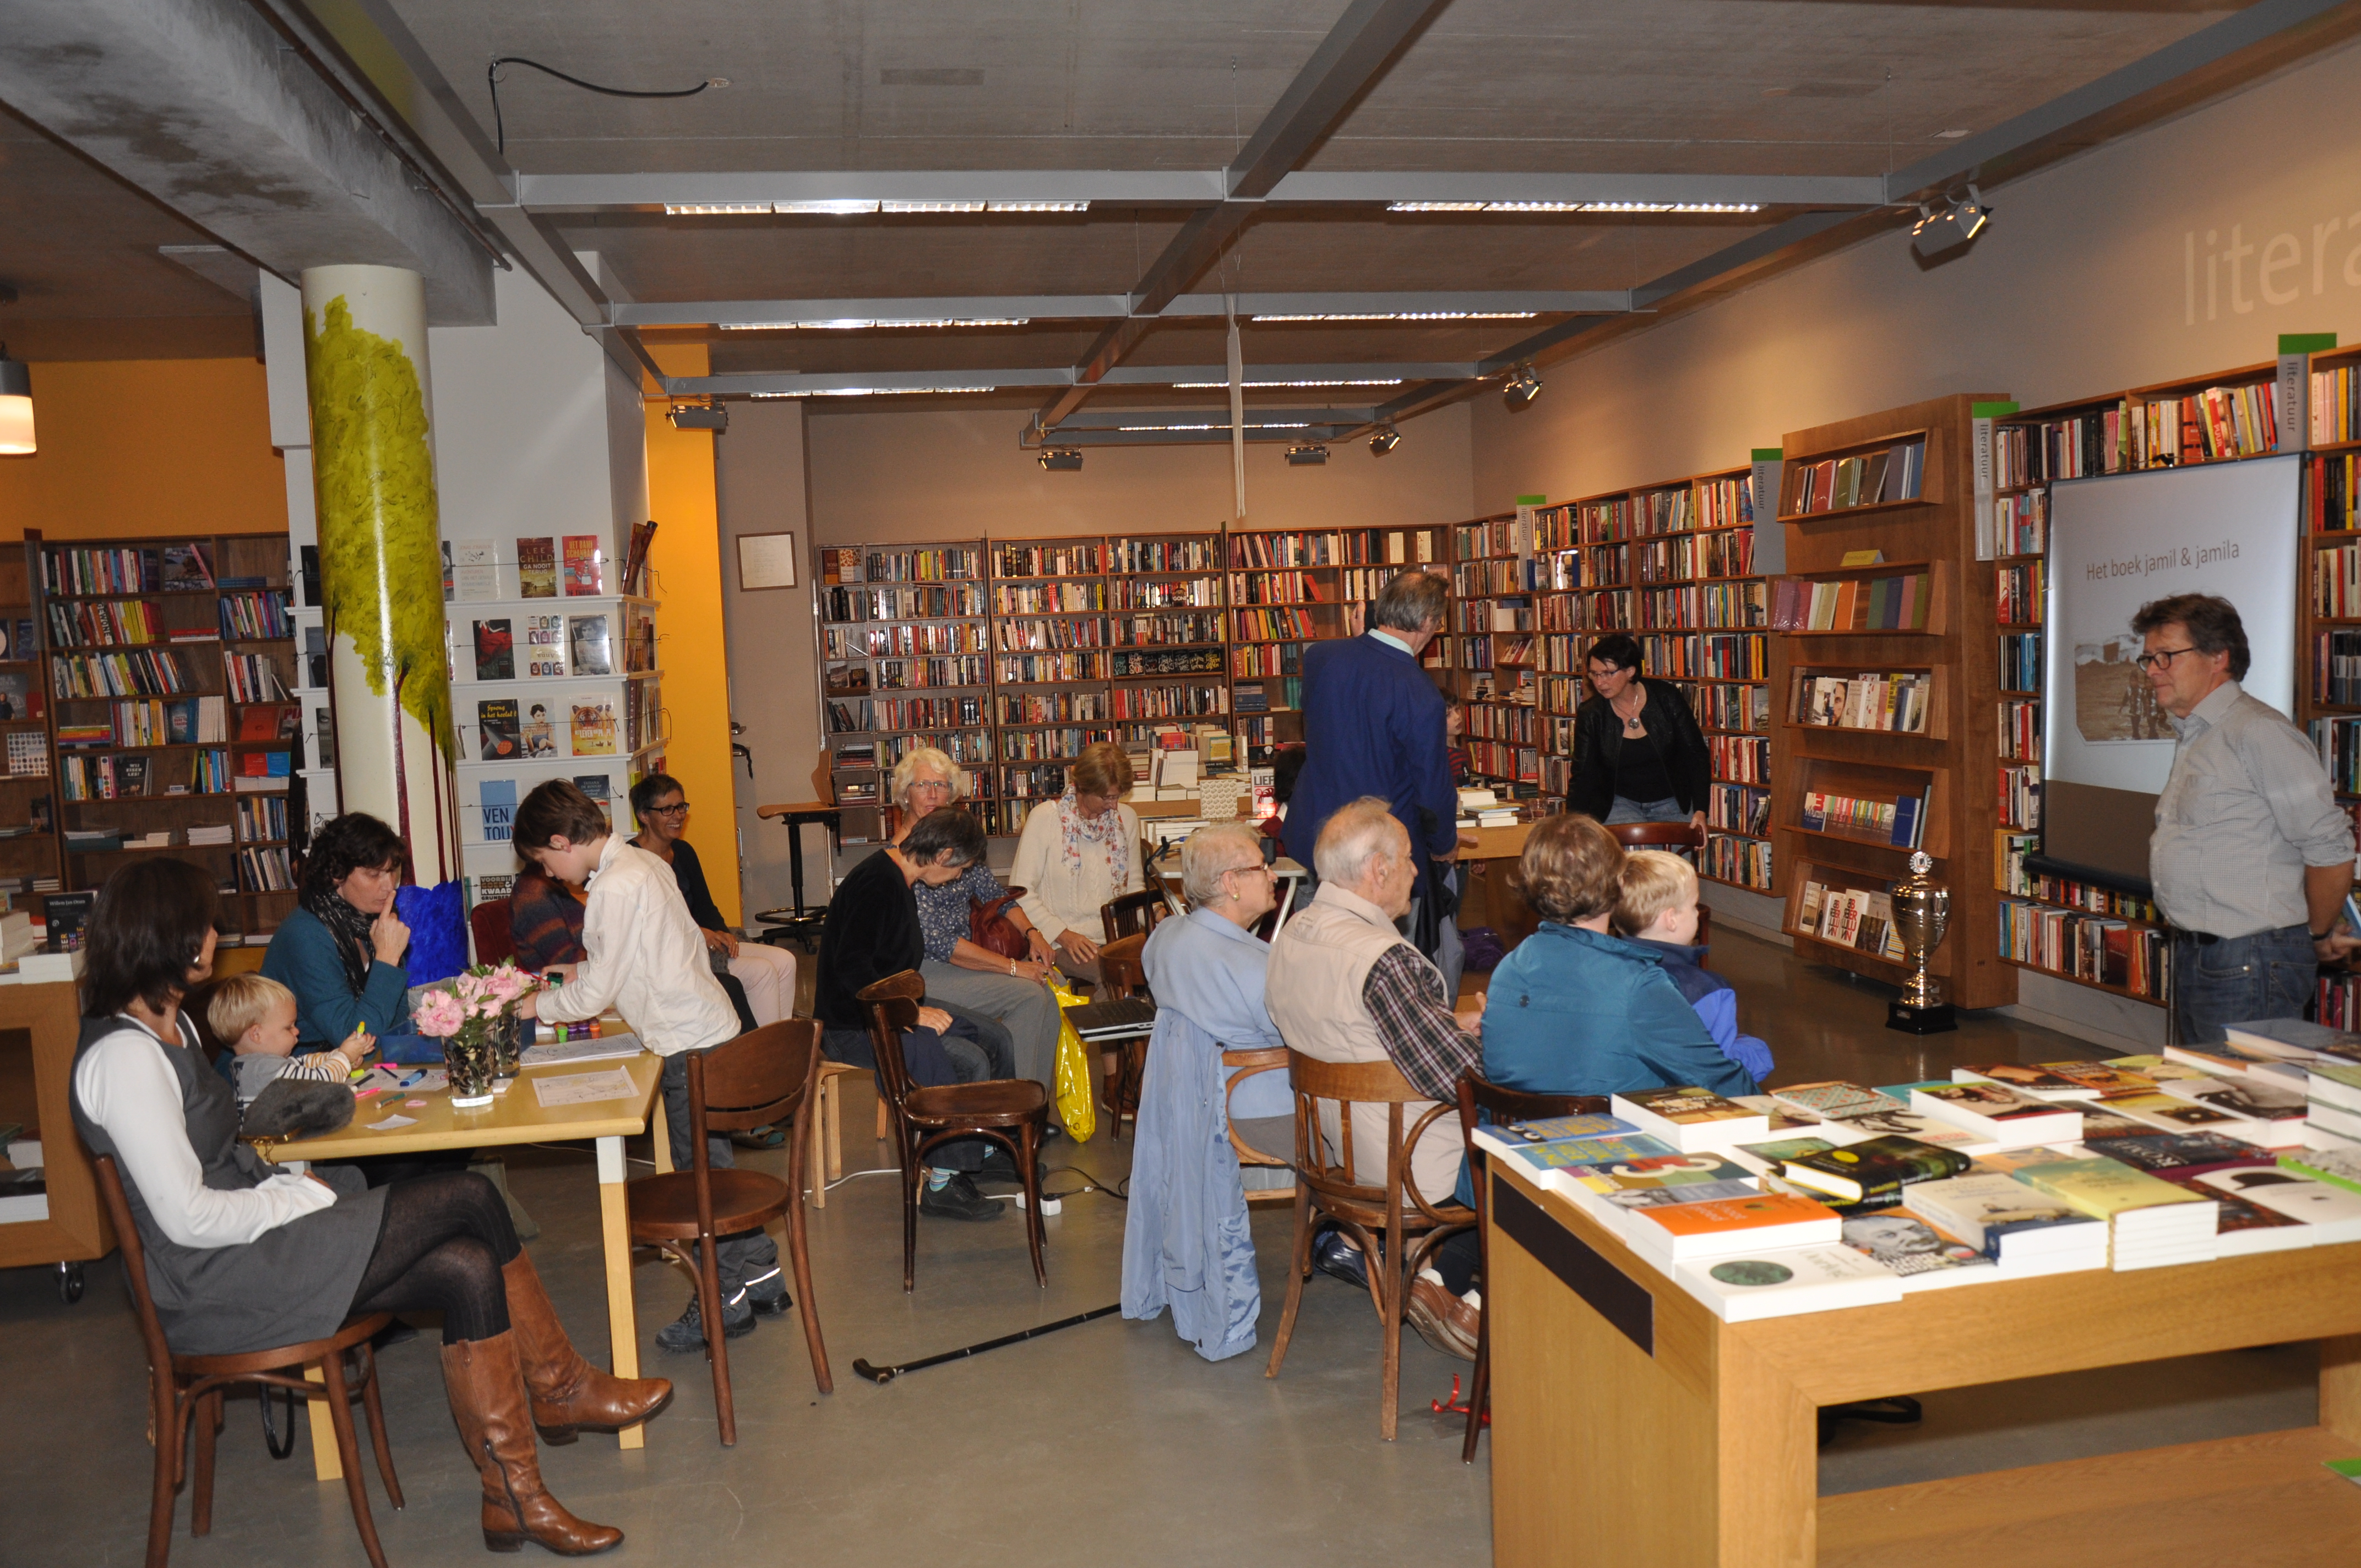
[91,1156,176,1376]
[1096,932,1147,999]
[855,970,927,1119]
[1606,820,1705,852]
[470,899,518,967]
[1452,1071,1607,1224]
[1221,1046,1291,1171]
[1282,1049,1464,1226]
[1101,889,1169,942]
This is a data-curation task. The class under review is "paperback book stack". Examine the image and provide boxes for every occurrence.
[2010,1156,2219,1268]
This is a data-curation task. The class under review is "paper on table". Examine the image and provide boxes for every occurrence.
[532,1068,640,1108]
[367,1114,418,1131]
[520,1033,643,1068]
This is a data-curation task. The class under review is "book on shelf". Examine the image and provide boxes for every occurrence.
[1674,1243,1903,1321]
[1911,1083,2085,1146]
[477,698,520,761]
[160,543,215,591]
[517,537,558,598]
[1768,573,1931,631]
[568,614,613,677]
[1791,671,1930,734]
[471,618,515,681]
[1786,438,1926,516]
[562,535,603,596]
[478,780,516,843]
[1799,788,1928,848]
[1609,1087,1771,1152]
[521,703,557,758]
[1797,881,1909,962]
[568,701,617,757]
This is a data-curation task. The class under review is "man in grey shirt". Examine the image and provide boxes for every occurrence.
[2137,593,2358,1042]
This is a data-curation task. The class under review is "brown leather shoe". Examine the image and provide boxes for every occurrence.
[502,1251,673,1442]
[1406,1276,1479,1362]
[441,1333,624,1556]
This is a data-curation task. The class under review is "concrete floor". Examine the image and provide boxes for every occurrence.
[0,929,2325,1566]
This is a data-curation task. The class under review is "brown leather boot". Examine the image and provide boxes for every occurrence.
[441,1333,624,1556]
[501,1251,673,1442]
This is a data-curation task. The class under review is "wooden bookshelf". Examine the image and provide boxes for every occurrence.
[0,553,61,915]
[1770,395,2014,1007]
[1448,512,1535,792]
[21,530,300,943]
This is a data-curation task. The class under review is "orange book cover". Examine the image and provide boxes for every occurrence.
[1638,1191,1838,1237]
[1833,579,1859,628]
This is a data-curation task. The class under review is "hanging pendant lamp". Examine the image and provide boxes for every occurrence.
[0,345,32,455]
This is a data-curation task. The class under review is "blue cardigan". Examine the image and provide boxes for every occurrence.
[1283,632,1458,888]
[261,907,432,1061]
[1482,923,1760,1101]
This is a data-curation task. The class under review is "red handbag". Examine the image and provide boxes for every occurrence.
[969,888,1030,961]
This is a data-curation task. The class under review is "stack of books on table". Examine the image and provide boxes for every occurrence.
[2010,1156,2219,1268]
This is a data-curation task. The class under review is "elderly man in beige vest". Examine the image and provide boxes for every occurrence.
[1267,797,1484,1283]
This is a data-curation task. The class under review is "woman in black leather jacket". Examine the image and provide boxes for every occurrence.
[1565,633,1712,827]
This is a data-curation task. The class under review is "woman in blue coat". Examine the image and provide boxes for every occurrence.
[262,813,433,1062]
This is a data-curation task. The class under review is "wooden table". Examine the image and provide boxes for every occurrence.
[1486,1157,2361,1567]
[0,979,114,1294]
[259,1043,671,1476]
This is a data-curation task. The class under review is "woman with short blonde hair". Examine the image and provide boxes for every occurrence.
[1010,741,1141,984]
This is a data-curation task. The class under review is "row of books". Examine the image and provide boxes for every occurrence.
[1225,529,1436,568]
[2313,542,2361,618]
[219,652,286,705]
[1799,787,1928,848]
[2309,716,2361,794]
[1790,671,1932,734]
[1998,631,2041,693]
[1798,878,1909,959]
[992,582,1104,615]
[1999,761,2041,829]
[1704,831,1773,889]
[1767,574,1934,632]
[1784,438,1927,515]
[1998,696,2042,761]
[50,648,190,699]
[996,617,1108,653]
[1232,607,1321,641]
[1107,683,1230,720]
[1231,679,1299,714]
[1999,898,2166,997]
[1707,735,1771,786]
[41,543,215,597]
[1463,739,1541,784]
[1990,490,2048,557]
[1689,680,1770,733]
[236,846,296,892]
[1464,703,1537,744]
[45,597,178,649]
[1995,559,2045,625]
[1706,781,1772,836]
[819,545,987,585]
[472,698,623,760]
[53,695,229,749]
[235,794,289,842]
[995,652,1109,684]
[1109,648,1224,677]
[823,583,988,623]
[1995,412,2124,487]
[826,696,986,733]
[1454,557,1535,597]
[1230,643,1302,678]
[1111,613,1225,649]
[1109,538,1223,574]
[994,543,1102,578]
[217,591,292,643]
[1111,576,1221,610]
[2310,363,2361,448]
[2316,451,2361,536]
[2131,383,2279,466]
[861,656,993,693]
[996,691,1110,726]
[1993,835,2159,918]
[825,622,991,660]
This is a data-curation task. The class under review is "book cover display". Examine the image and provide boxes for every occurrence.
[472,618,514,682]
[517,537,558,598]
[523,614,565,678]
[568,614,613,676]
[451,540,498,601]
[570,700,617,756]
[521,702,557,757]
[562,535,603,596]
[480,780,517,843]
[477,698,520,761]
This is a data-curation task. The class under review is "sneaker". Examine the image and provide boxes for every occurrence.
[1405,1273,1479,1362]
[918,1171,1003,1222]
[730,1125,786,1151]
[654,1292,756,1354]
[1312,1227,1369,1291]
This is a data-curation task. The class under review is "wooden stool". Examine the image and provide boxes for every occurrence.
[807,1060,889,1207]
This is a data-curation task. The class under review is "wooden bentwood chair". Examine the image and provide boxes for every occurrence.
[625,1020,833,1445]
[1451,1072,1608,1463]
[857,971,1052,1290]
[95,1156,404,1568]
[1094,932,1152,1140]
[1222,1045,1298,1205]
[1264,1051,1476,1441]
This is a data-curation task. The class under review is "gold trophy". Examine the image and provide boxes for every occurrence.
[1886,851,1957,1034]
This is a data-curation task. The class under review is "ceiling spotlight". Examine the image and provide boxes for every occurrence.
[1502,364,1542,410]
[667,403,728,431]
[1039,448,1084,471]
[1909,184,1993,260]
[1369,426,1400,455]
[1285,444,1330,466]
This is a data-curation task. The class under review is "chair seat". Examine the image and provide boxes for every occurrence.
[905,1077,1048,1125]
[627,1169,793,1240]
[177,1313,394,1378]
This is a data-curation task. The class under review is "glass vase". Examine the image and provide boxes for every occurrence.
[444,1026,497,1107]
[492,1012,524,1080]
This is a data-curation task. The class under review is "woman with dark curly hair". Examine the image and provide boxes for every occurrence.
[74,857,669,1553]
[260,813,435,1063]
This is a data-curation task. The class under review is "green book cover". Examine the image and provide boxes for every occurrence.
[2278,1146,2361,1196]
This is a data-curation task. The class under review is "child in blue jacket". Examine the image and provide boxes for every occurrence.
[1615,850,1774,1081]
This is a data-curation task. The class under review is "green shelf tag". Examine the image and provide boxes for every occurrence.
[1971,401,2021,418]
[2281,333,2338,354]
[1514,494,1546,505]
[1750,448,1782,461]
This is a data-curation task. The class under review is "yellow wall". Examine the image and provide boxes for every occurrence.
[642,345,739,923]
[0,359,286,540]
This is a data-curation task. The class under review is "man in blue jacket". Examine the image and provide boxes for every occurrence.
[1284,570,1461,955]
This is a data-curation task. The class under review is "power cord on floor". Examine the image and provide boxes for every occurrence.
[1038,1163,1127,1202]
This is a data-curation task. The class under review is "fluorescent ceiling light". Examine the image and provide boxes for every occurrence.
[750,385,1000,398]
[665,202,773,216]
[1167,378,1403,389]
[1250,311,1536,324]
[1386,200,1762,215]
[1112,421,1315,432]
[775,199,884,215]
[880,200,986,214]
[988,200,1090,213]
[670,198,1090,216]
[716,317,1030,331]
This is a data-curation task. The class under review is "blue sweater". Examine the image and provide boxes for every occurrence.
[1634,938,1775,1082]
[1283,632,1457,891]
[260,907,432,1062]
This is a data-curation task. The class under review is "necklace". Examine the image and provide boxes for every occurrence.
[1614,687,1647,735]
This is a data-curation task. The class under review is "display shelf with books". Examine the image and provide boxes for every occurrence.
[1448,512,1538,792]
[21,531,300,941]
[991,536,1114,830]
[1769,395,2012,1006]
[282,535,338,841]
[818,541,995,837]
[0,553,61,917]
[1103,532,1231,753]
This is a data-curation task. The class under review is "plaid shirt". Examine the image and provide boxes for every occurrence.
[1360,943,1477,1102]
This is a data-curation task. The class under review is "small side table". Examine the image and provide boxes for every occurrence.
[753,801,842,949]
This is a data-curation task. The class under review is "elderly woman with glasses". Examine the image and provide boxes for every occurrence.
[889,747,1064,1112]
[627,772,798,1027]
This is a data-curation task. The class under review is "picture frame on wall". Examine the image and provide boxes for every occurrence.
[737,531,799,591]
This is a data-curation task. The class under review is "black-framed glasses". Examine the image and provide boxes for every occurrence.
[2132,647,2197,672]
[649,802,692,816]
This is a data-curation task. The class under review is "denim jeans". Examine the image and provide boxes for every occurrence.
[661,1050,782,1304]
[2172,923,2315,1045]
[1606,794,1689,825]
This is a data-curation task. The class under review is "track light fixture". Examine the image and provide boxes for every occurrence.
[667,402,727,431]
[1369,426,1401,455]
[1039,448,1083,471]
[1285,444,1330,466]
[1502,364,1542,410]
[1909,184,1993,260]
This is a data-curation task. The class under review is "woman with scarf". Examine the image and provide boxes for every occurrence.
[1009,742,1143,1096]
[263,813,437,1064]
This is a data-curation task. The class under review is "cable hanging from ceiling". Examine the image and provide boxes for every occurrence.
[486,57,723,155]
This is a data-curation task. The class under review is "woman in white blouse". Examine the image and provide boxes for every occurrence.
[1010,741,1144,986]
[69,858,670,1555]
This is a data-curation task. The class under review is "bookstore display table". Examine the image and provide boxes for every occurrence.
[1486,1158,2361,1567]
[258,1042,668,1476]
[0,979,113,1292]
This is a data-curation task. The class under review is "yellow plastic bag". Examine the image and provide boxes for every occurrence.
[1048,972,1097,1142]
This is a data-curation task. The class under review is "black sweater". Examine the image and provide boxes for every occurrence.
[1565,677,1713,820]
[661,838,730,933]
[815,849,923,1031]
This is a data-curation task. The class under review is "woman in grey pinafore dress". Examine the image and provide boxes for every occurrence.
[71,858,672,1556]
